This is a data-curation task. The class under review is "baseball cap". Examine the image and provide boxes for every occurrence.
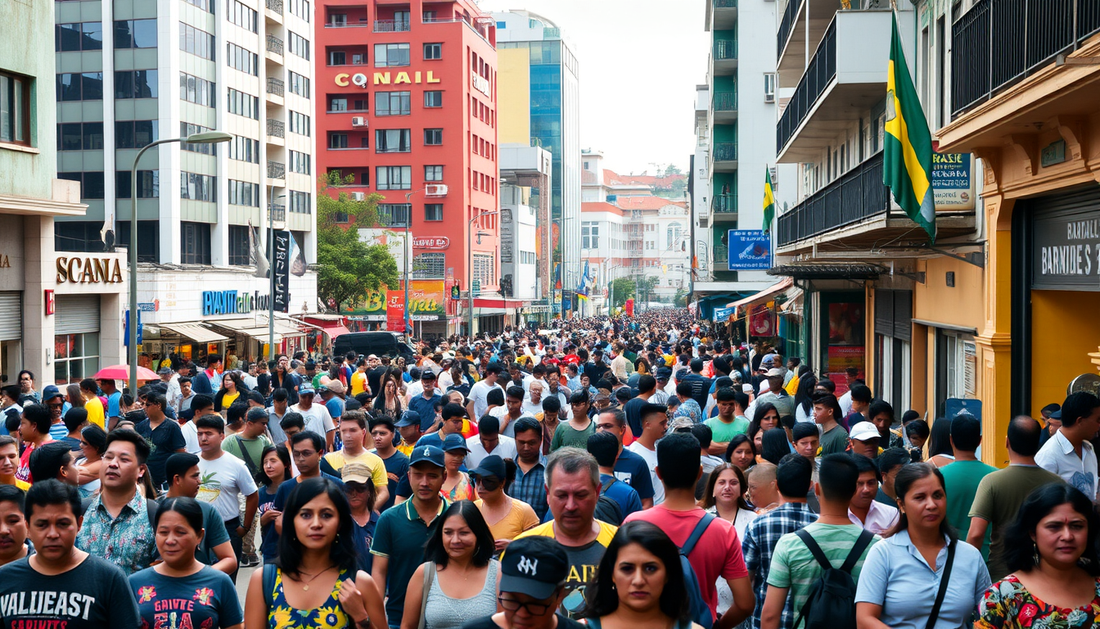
[655,367,672,380]
[469,455,506,481]
[442,433,469,453]
[341,462,374,485]
[157,367,173,375]
[499,537,570,599]
[850,422,881,442]
[298,384,315,396]
[409,444,446,468]
[669,417,694,432]
[315,384,329,394]
[766,368,784,378]
[41,385,64,403]
[421,369,436,380]
[395,410,422,428]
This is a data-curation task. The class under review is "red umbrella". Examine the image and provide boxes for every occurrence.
[94,365,159,381]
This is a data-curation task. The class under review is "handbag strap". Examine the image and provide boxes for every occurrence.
[925,538,957,629]
[417,561,437,629]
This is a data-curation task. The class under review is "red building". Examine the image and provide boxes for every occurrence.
[315,0,499,335]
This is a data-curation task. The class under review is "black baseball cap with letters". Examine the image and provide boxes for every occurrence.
[500,537,570,599]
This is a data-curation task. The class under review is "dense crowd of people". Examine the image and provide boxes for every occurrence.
[0,308,1097,629]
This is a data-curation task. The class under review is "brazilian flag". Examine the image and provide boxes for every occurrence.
[762,168,776,233]
[884,12,936,242]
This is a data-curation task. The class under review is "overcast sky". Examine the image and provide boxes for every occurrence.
[480,0,708,176]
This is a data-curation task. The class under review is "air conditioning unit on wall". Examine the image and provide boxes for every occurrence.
[351,192,365,201]
[351,116,367,127]
[425,184,448,197]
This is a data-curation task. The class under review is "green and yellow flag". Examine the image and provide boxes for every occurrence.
[884,12,936,242]
[762,168,775,233]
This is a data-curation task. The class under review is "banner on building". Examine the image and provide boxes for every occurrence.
[727,230,772,271]
[931,153,975,210]
[347,281,446,322]
[385,290,405,332]
[273,230,291,313]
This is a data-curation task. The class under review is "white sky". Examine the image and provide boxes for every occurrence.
[479,0,708,176]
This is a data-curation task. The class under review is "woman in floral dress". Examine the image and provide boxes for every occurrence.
[976,483,1100,629]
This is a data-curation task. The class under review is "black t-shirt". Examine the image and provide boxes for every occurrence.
[367,367,387,397]
[462,614,586,629]
[135,417,187,489]
[379,450,408,512]
[0,554,141,629]
[622,397,646,437]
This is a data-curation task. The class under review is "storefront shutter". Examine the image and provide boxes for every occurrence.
[893,290,912,342]
[0,293,21,341]
[874,289,894,337]
[55,295,100,335]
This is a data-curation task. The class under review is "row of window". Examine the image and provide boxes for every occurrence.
[327,96,368,112]
[180,23,215,61]
[289,0,310,22]
[472,134,495,161]
[181,72,216,107]
[288,32,309,60]
[289,111,310,136]
[289,150,311,175]
[57,120,158,151]
[58,171,158,199]
[227,87,259,119]
[518,251,536,265]
[181,122,216,154]
[56,22,102,52]
[184,0,215,13]
[227,42,259,76]
[327,165,442,187]
[325,90,442,115]
[288,71,310,98]
[227,0,258,32]
[472,96,495,128]
[115,20,157,49]
[181,171,216,202]
[58,70,158,102]
[228,180,260,207]
[289,190,311,214]
[228,135,259,163]
[325,42,442,67]
[326,128,440,150]
[472,170,496,194]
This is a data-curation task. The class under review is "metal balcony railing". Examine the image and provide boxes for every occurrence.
[268,161,285,180]
[714,92,737,112]
[266,77,284,96]
[267,119,284,138]
[713,142,738,161]
[271,204,286,222]
[266,34,283,56]
[776,151,888,247]
[714,39,737,60]
[778,0,802,57]
[373,19,411,32]
[776,17,836,153]
[265,0,283,13]
[951,0,1100,117]
[712,194,736,214]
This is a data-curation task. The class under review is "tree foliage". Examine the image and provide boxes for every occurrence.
[610,278,635,309]
[316,172,399,312]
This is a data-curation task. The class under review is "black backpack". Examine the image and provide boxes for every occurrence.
[792,528,874,629]
[593,476,623,525]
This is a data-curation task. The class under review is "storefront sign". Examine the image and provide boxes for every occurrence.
[201,290,279,316]
[727,230,771,271]
[335,71,441,88]
[385,290,405,332]
[44,290,54,315]
[712,305,735,322]
[346,280,446,319]
[749,304,774,336]
[55,256,123,284]
[413,236,450,250]
[1032,207,1100,291]
[273,230,291,312]
[931,152,975,210]
[1041,140,1067,168]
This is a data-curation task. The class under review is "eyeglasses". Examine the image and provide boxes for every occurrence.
[498,597,551,615]
[292,450,317,458]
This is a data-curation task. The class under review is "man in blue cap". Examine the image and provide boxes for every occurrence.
[372,443,448,628]
[40,386,68,441]
[395,410,424,456]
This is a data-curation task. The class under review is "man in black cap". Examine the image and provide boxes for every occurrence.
[651,367,673,405]
[462,536,584,629]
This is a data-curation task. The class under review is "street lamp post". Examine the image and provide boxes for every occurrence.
[467,209,498,337]
[268,188,286,361]
[126,131,231,393]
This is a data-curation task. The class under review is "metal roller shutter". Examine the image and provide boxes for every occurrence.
[0,293,20,341]
[55,295,100,335]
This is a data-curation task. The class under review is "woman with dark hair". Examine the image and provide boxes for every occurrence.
[257,443,291,564]
[760,429,791,466]
[974,483,1100,629]
[343,465,379,575]
[855,463,990,629]
[401,501,500,629]
[245,477,387,629]
[129,497,243,629]
[793,375,818,424]
[725,434,757,472]
[582,521,697,629]
[373,375,404,418]
[472,455,538,548]
[699,462,756,617]
[214,372,247,412]
[747,403,780,458]
[75,424,106,498]
[63,383,85,417]
[927,418,955,468]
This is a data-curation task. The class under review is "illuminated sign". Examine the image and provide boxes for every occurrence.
[201,290,279,316]
[335,71,441,88]
[413,236,450,250]
[56,256,123,284]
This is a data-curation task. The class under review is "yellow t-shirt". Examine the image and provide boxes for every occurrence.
[84,397,105,429]
[351,371,368,396]
[323,449,388,489]
[513,520,618,604]
[396,441,414,457]
[785,374,800,396]
[474,497,540,541]
[220,391,240,410]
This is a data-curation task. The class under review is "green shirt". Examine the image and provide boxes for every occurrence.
[371,499,449,623]
[819,424,849,455]
[940,459,997,558]
[705,415,750,444]
[550,420,596,451]
[969,464,1061,581]
[222,434,273,473]
[768,522,880,628]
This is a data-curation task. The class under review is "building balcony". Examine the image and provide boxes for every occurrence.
[268,161,285,181]
[706,0,737,32]
[266,34,283,61]
[776,10,900,163]
[711,142,737,172]
[713,91,737,123]
[951,0,1100,118]
[266,119,285,146]
[271,203,286,223]
[265,0,283,23]
[714,38,737,74]
[373,19,411,32]
[266,77,284,105]
[777,0,844,87]
[712,194,737,217]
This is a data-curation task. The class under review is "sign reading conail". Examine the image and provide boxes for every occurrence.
[335,71,441,88]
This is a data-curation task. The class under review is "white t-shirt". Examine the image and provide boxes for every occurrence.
[468,380,502,418]
[627,441,665,505]
[465,434,518,468]
[405,380,424,403]
[197,452,258,521]
[1036,430,1100,502]
[181,420,200,455]
[291,402,335,437]
[521,398,545,417]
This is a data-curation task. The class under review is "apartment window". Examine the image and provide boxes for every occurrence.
[290,0,311,22]
[180,73,216,107]
[228,225,251,266]
[376,166,411,190]
[289,150,311,174]
[228,135,259,162]
[328,132,348,149]
[82,122,105,150]
[289,111,310,136]
[114,19,157,48]
[287,71,310,98]
[115,70,158,99]
[227,43,259,75]
[329,13,346,26]
[412,253,445,278]
[290,190,311,214]
[424,165,443,182]
[1,72,31,145]
[180,172,216,202]
[375,129,410,153]
[115,170,159,198]
[424,128,442,145]
[227,88,259,119]
[424,91,442,108]
[180,222,211,265]
[53,331,101,385]
[473,253,495,287]
[179,23,215,60]
[374,43,410,67]
[328,50,346,66]
[227,0,258,32]
[57,73,103,101]
[582,221,599,249]
[58,172,105,199]
[327,96,347,112]
[423,43,442,60]
[378,203,411,227]
[184,0,215,13]
[228,180,260,206]
[56,22,103,52]
[181,122,216,155]
[375,91,410,116]
[424,204,443,221]
[289,32,310,59]
[115,120,158,149]
[57,123,81,151]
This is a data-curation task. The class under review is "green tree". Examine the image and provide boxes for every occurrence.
[635,276,659,305]
[316,172,399,312]
[610,278,635,309]
[663,164,683,176]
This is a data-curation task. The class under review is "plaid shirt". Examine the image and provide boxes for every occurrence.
[741,502,819,629]
[510,458,549,521]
